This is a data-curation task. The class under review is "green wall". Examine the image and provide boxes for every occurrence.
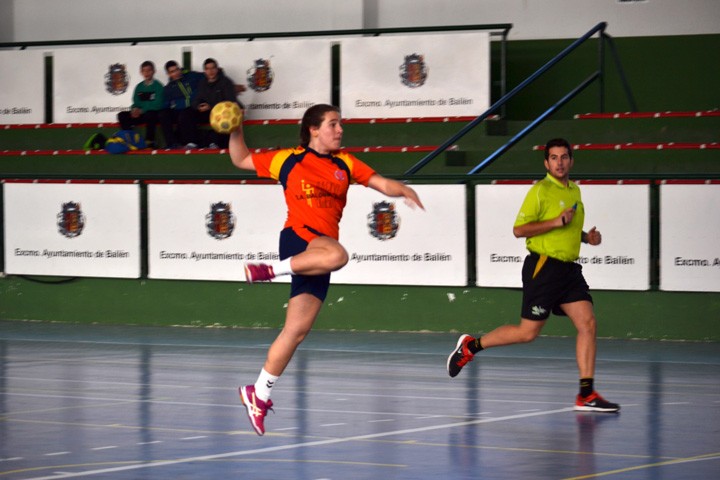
[501,34,720,120]
[1,277,718,341]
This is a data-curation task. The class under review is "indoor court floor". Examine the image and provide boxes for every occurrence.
[0,320,718,479]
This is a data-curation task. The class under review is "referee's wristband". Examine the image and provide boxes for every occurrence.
[581,232,589,244]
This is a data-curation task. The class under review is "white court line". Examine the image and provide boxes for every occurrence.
[23,407,573,480]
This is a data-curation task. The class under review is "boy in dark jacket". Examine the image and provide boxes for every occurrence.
[190,58,243,148]
[159,60,203,149]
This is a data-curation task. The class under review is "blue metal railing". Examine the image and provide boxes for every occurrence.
[404,21,636,176]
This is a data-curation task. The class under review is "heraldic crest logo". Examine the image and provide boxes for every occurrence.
[399,53,428,88]
[206,202,235,240]
[105,63,129,95]
[247,59,274,92]
[57,202,85,238]
[367,201,399,241]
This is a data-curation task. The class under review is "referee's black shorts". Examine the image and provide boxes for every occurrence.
[520,252,593,321]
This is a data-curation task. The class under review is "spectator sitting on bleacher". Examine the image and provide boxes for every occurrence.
[190,58,244,149]
[159,60,203,149]
[117,61,164,149]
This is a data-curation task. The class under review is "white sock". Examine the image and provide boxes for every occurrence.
[254,368,279,402]
[270,257,294,277]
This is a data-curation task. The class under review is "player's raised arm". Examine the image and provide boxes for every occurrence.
[229,123,256,172]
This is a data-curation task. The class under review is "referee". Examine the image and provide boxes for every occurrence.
[447,138,620,413]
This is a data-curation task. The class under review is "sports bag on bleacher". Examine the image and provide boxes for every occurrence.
[104,129,146,154]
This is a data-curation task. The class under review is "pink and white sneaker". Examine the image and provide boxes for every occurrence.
[239,385,274,435]
[244,263,275,283]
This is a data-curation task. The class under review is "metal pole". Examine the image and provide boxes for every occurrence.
[599,30,606,112]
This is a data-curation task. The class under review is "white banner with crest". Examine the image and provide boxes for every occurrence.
[475,183,650,290]
[3,181,141,278]
[334,184,467,286]
[660,183,720,292]
[147,183,289,281]
[340,33,490,118]
[190,39,332,120]
[53,44,183,123]
[0,50,45,124]
[147,183,466,286]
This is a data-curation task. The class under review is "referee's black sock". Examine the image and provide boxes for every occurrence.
[580,378,594,398]
[468,337,484,354]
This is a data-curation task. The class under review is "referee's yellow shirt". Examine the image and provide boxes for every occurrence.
[514,173,584,262]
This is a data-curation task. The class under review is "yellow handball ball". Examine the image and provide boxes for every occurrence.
[210,101,242,134]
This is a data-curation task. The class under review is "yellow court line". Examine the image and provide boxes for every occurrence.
[0,461,148,478]
[0,458,405,478]
[358,438,674,461]
[0,399,141,417]
[563,452,720,479]
[2,417,244,437]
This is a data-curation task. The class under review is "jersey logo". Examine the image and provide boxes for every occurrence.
[57,202,85,238]
[247,58,274,92]
[205,202,235,240]
[334,169,347,182]
[399,53,428,88]
[301,180,315,206]
[105,63,129,95]
[367,201,399,240]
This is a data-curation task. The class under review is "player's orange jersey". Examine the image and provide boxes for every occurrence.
[252,146,376,240]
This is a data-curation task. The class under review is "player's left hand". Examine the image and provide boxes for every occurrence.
[586,226,601,245]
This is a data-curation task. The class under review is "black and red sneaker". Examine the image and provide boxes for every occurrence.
[446,334,475,378]
[574,391,620,413]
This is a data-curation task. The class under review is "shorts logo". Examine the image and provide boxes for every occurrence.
[105,63,129,95]
[205,202,235,240]
[247,59,274,92]
[399,53,428,88]
[531,305,547,317]
[367,201,399,240]
[57,202,85,238]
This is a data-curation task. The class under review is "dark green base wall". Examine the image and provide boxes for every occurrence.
[1,276,717,341]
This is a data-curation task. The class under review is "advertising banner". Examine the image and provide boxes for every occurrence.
[3,181,141,278]
[660,183,720,292]
[475,183,650,290]
[190,39,332,120]
[333,184,467,286]
[340,33,490,118]
[53,44,183,123]
[0,50,45,124]
[147,183,289,281]
[148,183,465,286]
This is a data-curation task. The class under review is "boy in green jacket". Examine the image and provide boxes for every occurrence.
[117,60,164,148]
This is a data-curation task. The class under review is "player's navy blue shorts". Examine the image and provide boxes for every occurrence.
[520,252,593,320]
[279,226,331,302]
